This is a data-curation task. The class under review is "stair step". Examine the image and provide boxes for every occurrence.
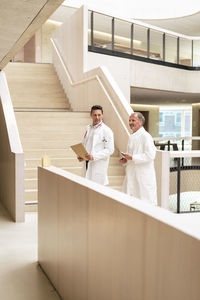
[25,203,38,212]
[25,189,37,202]
[5,62,125,213]
[25,179,37,190]
[25,157,80,168]
[14,108,70,112]
[24,148,75,159]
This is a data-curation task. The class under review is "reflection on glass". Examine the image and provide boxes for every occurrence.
[133,24,147,57]
[88,10,91,46]
[114,19,131,54]
[150,29,163,60]
[93,12,112,49]
[193,40,200,67]
[165,34,177,64]
[179,38,192,66]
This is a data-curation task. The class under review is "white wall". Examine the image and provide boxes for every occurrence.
[87,52,131,101]
[88,50,200,98]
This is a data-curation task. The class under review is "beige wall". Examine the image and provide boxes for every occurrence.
[38,166,200,300]
[131,104,159,137]
[13,20,60,64]
[42,20,60,63]
[24,35,36,62]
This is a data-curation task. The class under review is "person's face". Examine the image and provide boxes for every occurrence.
[129,114,142,132]
[91,109,103,126]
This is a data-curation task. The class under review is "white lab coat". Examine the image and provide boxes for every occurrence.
[82,122,114,185]
[122,127,157,205]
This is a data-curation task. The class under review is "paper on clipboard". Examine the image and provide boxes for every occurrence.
[70,143,88,160]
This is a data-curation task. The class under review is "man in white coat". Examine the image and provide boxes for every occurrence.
[120,112,157,205]
[78,105,114,185]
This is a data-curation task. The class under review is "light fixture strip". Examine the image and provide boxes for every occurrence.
[147,28,150,58]
[177,37,180,64]
[91,11,94,48]
[112,17,115,51]
[163,33,165,62]
[131,23,134,55]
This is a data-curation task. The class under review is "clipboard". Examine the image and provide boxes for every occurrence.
[70,143,88,160]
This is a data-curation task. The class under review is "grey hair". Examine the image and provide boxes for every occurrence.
[131,112,145,126]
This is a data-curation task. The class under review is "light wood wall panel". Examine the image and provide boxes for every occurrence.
[38,166,200,300]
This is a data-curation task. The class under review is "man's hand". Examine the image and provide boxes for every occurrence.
[77,156,84,162]
[119,157,127,164]
[85,154,94,161]
[121,153,132,160]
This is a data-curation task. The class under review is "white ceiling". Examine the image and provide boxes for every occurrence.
[131,87,200,106]
[138,12,200,37]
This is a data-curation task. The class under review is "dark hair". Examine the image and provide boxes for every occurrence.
[91,105,103,114]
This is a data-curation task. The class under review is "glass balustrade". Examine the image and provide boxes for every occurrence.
[149,29,163,60]
[114,19,131,54]
[89,10,200,69]
[179,38,192,66]
[133,24,148,57]
[193,40,200,67]
[165,34,177,64]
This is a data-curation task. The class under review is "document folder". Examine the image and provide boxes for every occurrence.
[70,143,88,160]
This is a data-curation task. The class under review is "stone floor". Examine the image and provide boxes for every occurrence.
[0,203,60,300]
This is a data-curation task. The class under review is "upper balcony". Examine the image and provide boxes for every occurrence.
[88,10,200,70]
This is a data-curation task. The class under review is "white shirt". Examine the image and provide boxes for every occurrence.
[82,122,114,185]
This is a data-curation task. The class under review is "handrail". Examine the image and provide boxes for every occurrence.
[51,37,132,123]
[153,136,200,141]
[0,71,23,154]
[0,70,24,222]
[51,37,131,138]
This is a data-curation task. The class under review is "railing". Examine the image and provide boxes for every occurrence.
[38,165,200,300]
[51,6,132,153]
[155,139,200,213]
[169,151,200,213]
[0,71,24,222]
[153,136,200,152]
[88,10,200,70]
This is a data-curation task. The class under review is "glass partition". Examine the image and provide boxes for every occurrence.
[193,40,200,67]
[133,24,148,57]
[179,38,192,66]
[114,19,131,54]
[93,12,112,50]
[89,10,200,69]
[150,29,163,60]
[165,34,177,64]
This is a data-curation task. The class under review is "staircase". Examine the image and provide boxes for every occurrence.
[4,62,124,211]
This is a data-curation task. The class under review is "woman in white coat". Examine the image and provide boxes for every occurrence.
[78,105,114,185]
[120,112,157,205]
